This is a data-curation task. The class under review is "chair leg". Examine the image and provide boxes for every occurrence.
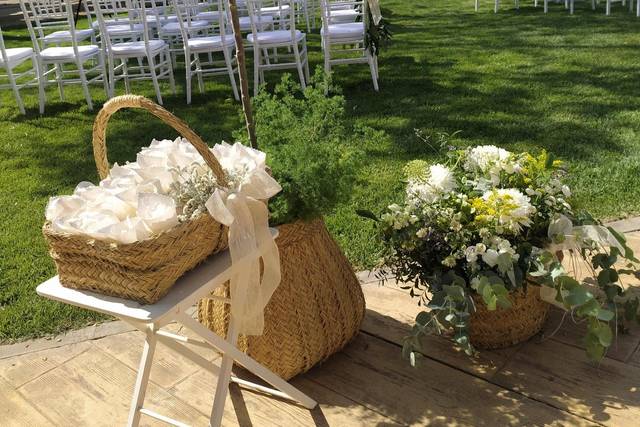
[7,67,25,115]
[208,318,238,427]
[476,0,480,10]
[122,59,131,93]
[167,51,176,96]
[293,43,306,90]
[76,60,93,111]
[54,63,65,101]
[194,55,205,94]
[148,54,163,105]
[37,59,46,115]
[495,0,500,12]
[98,52,109,98]
[606,0,611,14]
[223,47,240,101]
[544,0,549,12]
[127,331,157,427]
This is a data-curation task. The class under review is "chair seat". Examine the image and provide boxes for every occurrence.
[40,45,100,61]
[161,20,210,34]
[321,22,364,41]
[106,23,145,36]
[110,40,166,56]
[195,11,221,22]
[0,47,33,68]
[239,15,274,31]
[187,35,234,51]
[43,28,94,44]
[93,18,131,29]
[247,29,304,45]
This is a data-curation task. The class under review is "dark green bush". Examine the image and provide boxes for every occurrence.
[234,69,361,225]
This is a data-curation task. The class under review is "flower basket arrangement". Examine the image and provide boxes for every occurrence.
[367,145,640,361]
[198,72,367,379]
[43,95,277,305]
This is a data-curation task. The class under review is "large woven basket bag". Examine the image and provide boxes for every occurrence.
[469,282,550,350]
[43,95,229,304]
[198,218,366,380]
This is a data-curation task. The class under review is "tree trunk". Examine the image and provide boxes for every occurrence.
[227,0,258,149]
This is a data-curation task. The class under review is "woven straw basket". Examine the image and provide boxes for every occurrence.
[43,95,229,304]
[469,284,550,350]
[198,218,366,380]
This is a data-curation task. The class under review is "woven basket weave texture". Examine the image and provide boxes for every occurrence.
[198,218,366,380]
[469,285,549,350]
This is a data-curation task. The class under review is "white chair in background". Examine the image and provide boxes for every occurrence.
[84,0,147,44]
[155,0,210,66]
[93,0,175,104]
[171,0,239,103]
[320,0,378,91]
[20,0,108,113]
[246,0,309,95]
[489,0,520,12]
[26,0,96,47]
[0,25,40,114]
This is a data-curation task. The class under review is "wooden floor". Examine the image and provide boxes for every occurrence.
[2,240,640,425]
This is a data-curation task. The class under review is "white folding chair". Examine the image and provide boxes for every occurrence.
[489,0,520,12]
[155,0,211,67]
[20,0,108,113]
[246,0,309,95]
[93,0,175,104]
[603,0,633,14]
[320,0,378,91]
[25,0,96,47]
[37,228,317,427]
[0,25,40,114]
[171,0,239,103]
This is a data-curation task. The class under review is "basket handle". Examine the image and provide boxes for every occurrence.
[92,95,227,186]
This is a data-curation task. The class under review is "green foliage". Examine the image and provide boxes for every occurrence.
[234,69,362,225]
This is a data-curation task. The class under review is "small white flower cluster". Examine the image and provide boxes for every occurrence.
[407,163,457,204]
[464,236,519,270]
[463,145,517,187]
[381,203,419,230]
[46,139,267,244]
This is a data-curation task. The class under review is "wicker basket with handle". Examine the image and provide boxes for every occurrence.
[43,95,229,304]
[198,218,366,380]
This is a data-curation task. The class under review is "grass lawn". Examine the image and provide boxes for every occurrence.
[3,0,640,341]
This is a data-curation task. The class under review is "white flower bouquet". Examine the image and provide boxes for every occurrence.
[370,145,640,361]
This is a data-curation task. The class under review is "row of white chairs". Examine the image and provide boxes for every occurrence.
[1,0,379,115]
[480,0,637,15]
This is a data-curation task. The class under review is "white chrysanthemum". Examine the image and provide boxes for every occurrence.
[480,188,536,233]
[464,145,515,185]
[407,164,457,203]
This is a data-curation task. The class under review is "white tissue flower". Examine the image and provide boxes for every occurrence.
[407,164,457,204]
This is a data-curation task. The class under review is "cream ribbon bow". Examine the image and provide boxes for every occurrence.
[205,143,282,335]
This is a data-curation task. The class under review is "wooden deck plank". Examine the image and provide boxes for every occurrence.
[0,340,91,388]
[0,377,54,426]
[543,307,640,363]
[361,281,521,379]
[169,367,401,426]
[93,326,219,390]
[305,333,590,426]
[493,338,640,426]
[17,346,210,426]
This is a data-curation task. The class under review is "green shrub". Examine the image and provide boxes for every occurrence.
[234,69,361,225]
